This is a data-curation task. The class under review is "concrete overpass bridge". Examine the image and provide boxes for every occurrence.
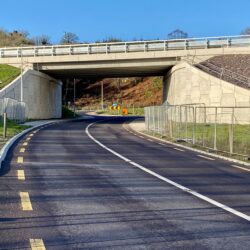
[1,35,250,78]
[0,35,250,118]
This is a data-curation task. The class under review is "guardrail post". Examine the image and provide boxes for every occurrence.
[164,41,168,51]
[3,112,7,139]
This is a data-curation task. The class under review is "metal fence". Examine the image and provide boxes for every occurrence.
[0,98,26,122]
[1,35,250,58]
[145,105,250,159]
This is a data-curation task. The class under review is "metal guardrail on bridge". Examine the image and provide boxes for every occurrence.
[1,35,250,58]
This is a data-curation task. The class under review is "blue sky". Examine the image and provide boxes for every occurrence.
[1,0,249,43]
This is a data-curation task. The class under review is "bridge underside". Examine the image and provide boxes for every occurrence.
[37,58,176,79]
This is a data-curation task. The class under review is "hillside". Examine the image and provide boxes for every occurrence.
[73,77,163,108]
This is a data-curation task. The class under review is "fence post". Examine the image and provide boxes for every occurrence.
[158,107,160,135]
[192,107,196,144]
[170,107,173,138]
[3,112,7,139]
[229,107,234,155]
[185,106,188,142]
[214,107,217,151]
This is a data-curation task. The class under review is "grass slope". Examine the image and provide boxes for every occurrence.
[0,64,21,89]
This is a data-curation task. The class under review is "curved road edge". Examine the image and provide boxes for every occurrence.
[0,120,58,169]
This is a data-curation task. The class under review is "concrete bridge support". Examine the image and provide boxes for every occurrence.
[0,70,62,119]
[163,62,250,107]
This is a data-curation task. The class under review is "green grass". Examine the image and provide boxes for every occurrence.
[62,106,79,118]
[0,64,21,89]
[0,119,30,138]
[153,121,250,160]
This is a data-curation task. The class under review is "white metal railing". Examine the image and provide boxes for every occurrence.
[0,35,250,58]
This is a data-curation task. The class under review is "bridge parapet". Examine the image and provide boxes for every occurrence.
[0,35,250,59]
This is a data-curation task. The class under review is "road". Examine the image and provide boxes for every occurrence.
[0,115,250,250]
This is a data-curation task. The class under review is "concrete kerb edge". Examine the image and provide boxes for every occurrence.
[0,120,58,169]
[125,118,250,168]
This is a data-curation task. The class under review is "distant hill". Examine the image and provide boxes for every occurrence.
[0,30,34,47]
[69,77,163,108]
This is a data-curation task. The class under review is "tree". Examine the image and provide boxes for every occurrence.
[167,29,188,40]
[32,35,51,46]
[241,27,250,35]
[95,37,123,43]
[60,32,79,44]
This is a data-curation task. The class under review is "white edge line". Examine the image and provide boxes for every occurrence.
[197,155,215,161]
[232,164,250,172]
[174,147,185,152]
[86,119,250,222]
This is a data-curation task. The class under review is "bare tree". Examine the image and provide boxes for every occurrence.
[168,29,188,39]
[241,27,250,35]
[60,32,79,44]
[32,35,51,46]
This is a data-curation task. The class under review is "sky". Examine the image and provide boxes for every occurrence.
[1,0,249,44]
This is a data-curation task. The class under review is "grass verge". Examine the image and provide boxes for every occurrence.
[0,119,30,149]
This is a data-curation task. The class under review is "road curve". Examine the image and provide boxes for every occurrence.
[0,116,250,250]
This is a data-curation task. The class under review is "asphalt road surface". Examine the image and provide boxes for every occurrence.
[1,115,250,250]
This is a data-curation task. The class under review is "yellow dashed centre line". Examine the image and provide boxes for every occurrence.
[20,192,33,211]
[17,170,25,181]
[19,148,26,153]
[17,156,23,164]
[30,239,46,250]
[23,142,28,146]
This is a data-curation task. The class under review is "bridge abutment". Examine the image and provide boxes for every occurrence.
[0,70,62,119]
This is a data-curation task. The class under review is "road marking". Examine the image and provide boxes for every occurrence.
[17,170,25,180]
[17,156,23,163]
[20,148,26,153]
[23,142,28,146]
[158,143,165,146]
[174,147,185,152]
[30,134,34,137]
[26,137,31,141]
[86,121,250,222]
[147,139,153,142]
[20,192,33,211]
[139,136,144,138]
[232,164,250,172]
[197,155,215,161]
[30,239,46,250]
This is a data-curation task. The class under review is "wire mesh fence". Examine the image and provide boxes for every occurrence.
[145,105,250,159]
[0,98,26,122]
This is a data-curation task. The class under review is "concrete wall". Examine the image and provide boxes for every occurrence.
[0,70,62,119]
[164,62,250,107]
